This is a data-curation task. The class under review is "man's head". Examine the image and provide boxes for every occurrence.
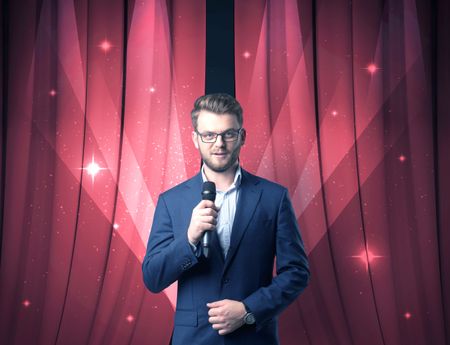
[191,93,243,131]
[191,94,246,174]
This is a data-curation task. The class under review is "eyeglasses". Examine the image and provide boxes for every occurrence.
[196,128,243,143]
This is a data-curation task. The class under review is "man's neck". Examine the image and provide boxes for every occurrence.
[203,163,238,191]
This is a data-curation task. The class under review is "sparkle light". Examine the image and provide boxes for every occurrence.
[148,86,156,93]
[126,314,135,323]
[82,156,106,183]
[404,312,412,319]
[366,63,378,74]
[113,223,119,230]
[99,39,112,52]
[331,110,338,116]
[399,154,406,162]
[49,89,57,96]
[242,51,251,59]
[22,299,31,307]
[351,246,384,271]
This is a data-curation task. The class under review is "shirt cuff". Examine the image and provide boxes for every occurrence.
[189,240,202,257]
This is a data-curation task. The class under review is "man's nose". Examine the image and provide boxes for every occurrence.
[214,134,226,147]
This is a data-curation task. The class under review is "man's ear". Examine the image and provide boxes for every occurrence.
[192,130,200,149]
[240,128,247,145]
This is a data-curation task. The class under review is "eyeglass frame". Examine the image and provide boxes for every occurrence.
[195,128,244,143]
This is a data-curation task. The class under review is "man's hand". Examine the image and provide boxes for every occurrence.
[187,200,219,245]
[207,299,246,335]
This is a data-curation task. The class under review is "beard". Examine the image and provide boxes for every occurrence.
[200,145,241,173]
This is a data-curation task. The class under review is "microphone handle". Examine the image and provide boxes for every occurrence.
[202,231,210,258]
[201,181,215,259]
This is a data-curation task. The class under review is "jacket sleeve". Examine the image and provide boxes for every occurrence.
[142,194,199,293]
[242,189,310,330]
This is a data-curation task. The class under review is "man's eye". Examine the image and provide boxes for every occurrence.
[224,131,236,138]
[203,133,215,140]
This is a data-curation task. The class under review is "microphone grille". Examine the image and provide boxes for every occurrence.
[202,181,216,201]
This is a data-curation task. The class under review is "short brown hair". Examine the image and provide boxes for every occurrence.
[191,93,243,130]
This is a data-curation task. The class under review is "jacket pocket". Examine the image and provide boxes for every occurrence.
[174,310,198,327]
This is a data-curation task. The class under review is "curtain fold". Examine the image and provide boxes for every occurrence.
[437,0,450,343]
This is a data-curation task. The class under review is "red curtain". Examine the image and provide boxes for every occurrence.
[235,1,450,345]
[0,0,205,344]
[1,0,449,345]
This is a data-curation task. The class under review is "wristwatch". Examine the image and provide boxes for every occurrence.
[243,305,256,325]
[243,312,256,325]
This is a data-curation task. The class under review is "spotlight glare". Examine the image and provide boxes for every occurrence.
[82,156,106,183]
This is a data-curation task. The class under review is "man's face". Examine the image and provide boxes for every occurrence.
[192,110,246,173]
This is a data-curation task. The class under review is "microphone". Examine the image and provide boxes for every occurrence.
[201,181,216,258]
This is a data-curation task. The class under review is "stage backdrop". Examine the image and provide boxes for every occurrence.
[1,0,449,345]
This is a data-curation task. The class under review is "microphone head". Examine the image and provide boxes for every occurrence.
[201,181,216,201]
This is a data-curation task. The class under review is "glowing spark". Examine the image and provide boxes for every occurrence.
[126,314,134,323]
[99,39,112,52]
[243,51,251,59]
[351,246,384,271]
[23,299,31,307]
[399,154,406,162]
[404,312,412,319]
[367,63,378,74]
[113,223,119,230]
[49,89,57,96]
[83,156,106,183]
[331,110,338,116]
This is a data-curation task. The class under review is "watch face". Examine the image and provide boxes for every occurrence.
[244,312,256,324]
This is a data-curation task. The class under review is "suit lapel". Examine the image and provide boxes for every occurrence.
[182,173,203,227]
[185,172,203,192]
[223,170,261,274]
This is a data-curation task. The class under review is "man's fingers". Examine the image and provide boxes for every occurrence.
[198,208,218,218]
[197,200,219,211]
[200,222,216,231]
[188,200,219,244]
[207,300,225,308]
[203,215,217,224]
[210,320,231,333]
[201,200,215,208]
[208,316,223,324]
[212,323,226,330]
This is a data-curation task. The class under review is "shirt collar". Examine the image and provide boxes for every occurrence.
[201,164,242,192]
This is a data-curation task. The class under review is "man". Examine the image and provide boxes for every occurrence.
[142,93,309,345]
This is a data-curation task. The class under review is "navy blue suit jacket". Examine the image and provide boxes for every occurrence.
[142,169,309,345]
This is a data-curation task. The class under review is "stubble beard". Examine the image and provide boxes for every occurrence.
[201,146,241,173]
